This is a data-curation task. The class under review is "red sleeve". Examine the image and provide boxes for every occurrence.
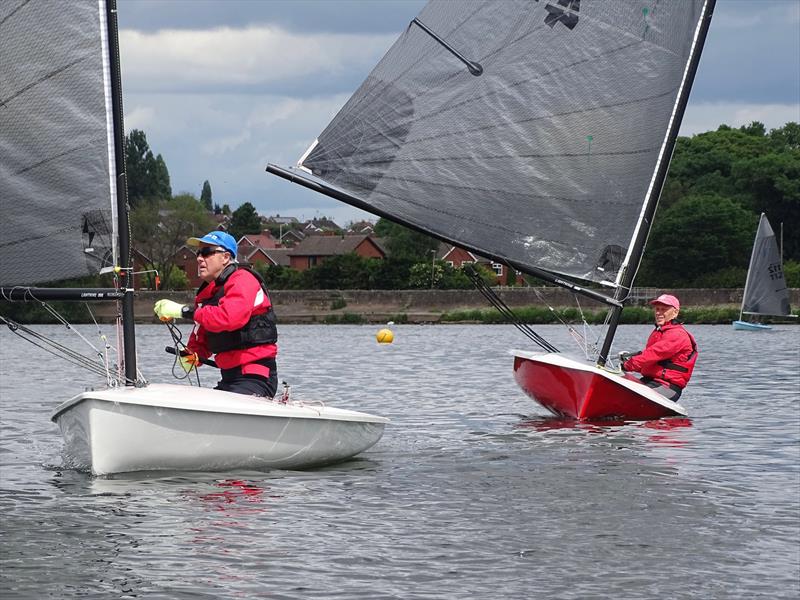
[193,270,261,333]
[625,328,689,372]
[187,326,210,359]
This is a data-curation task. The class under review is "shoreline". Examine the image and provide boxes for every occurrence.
[73,288,800,325]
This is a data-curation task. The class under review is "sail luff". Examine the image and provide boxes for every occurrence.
[739,213,765,320]
[104,0,137,384]
[596,0,717,366]
[99,0,119,269]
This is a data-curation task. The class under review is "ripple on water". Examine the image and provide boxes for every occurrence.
[1,324,798,599]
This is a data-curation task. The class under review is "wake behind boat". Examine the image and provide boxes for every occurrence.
[0,0,387,475]
[266,0,717,421]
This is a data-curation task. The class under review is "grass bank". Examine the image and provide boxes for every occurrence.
[440,305,800,325]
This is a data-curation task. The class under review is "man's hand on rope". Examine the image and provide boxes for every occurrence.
[154,299,186,322]
[179,351,200,373]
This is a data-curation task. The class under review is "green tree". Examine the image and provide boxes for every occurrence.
[303,254,378,289]
[130,194,215,289]
[125,129,172,206]
[200,180,213,211]
[732,151,800,260]
[374,218,439,262]
[228,202,262,240]
[408,260,443,288]
[638,194,756,287]
[769,122,800,150]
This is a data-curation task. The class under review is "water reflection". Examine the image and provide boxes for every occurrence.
[516,415,694,448]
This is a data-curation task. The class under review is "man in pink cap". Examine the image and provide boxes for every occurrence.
[620,294,698,401]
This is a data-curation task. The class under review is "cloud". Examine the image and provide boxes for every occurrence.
[124,105,158,132]
[680,102,800,136]
[120,26,396,92]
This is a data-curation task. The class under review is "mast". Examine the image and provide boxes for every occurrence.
[106,0,137,384]
[596,0,717,366]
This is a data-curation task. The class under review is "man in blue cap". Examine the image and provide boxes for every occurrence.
[154,230,279,397]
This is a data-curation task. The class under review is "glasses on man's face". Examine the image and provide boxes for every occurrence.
[196,247,226,258]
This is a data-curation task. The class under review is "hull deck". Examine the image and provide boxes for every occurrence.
[52,383,388,476]
[513,351,687,421]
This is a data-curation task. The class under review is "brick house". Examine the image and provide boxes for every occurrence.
[239,247,292,268]
[288,234,386,271]
[238,230,280,250]
[437,243,524,286]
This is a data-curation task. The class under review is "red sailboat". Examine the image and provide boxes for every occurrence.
[266,0,717,421]
[512,351,686,421]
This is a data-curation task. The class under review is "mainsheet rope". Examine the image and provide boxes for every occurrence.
[162,320,202,385]
[465,265,559,353]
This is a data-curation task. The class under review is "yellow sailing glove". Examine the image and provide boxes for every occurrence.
[154,299,186,321]
[179,352,200,373]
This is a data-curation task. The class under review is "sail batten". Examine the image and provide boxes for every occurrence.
[280,0,711,287]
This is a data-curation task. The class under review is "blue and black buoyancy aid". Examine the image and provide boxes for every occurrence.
[198,264,278,354]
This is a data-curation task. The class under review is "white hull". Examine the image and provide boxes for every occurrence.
[51,383,388,476]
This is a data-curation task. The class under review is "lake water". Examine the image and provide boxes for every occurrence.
[1,323,798,599]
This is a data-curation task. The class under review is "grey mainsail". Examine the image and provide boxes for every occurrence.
[279,0,711,288]
[740,214,792,318]
[0,0,117,287]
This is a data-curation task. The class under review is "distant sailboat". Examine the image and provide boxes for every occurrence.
[732,214,794,331]
[267,0,716,420]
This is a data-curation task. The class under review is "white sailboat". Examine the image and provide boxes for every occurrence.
[267,0,716,421]
[0,0,387,476]
[732,213,794,331]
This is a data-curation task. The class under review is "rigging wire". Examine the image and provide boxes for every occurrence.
[465,265,559,353]
[0,315,117,382]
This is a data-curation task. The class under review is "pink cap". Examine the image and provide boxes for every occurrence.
[649,294,680,310]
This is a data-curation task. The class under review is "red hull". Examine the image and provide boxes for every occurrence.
[513,352,686,421]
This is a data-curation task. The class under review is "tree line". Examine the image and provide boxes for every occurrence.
[124,123,799,291]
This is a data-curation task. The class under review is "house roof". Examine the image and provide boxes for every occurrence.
[347,220,376,234]
[289,234,384,257]
[238,247,293,267]
[302,217,341,232]
[239,231,279,249]
[262,248,292,266]
[436,242,478,262]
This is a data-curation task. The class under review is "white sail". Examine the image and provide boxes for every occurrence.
[740,214,792,318]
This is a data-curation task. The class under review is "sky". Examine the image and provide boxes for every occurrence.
[118,0,800,226]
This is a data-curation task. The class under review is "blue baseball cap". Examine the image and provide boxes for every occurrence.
[187,231,237,257]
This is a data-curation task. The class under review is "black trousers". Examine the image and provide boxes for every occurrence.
[641,377,683,402]
[215,358,277,398]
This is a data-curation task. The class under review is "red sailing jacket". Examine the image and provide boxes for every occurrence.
[623,321,698,389]
[187,268,277,373]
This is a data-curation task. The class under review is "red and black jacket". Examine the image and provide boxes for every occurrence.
[187,265,278,373]
[623,321,698,389]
